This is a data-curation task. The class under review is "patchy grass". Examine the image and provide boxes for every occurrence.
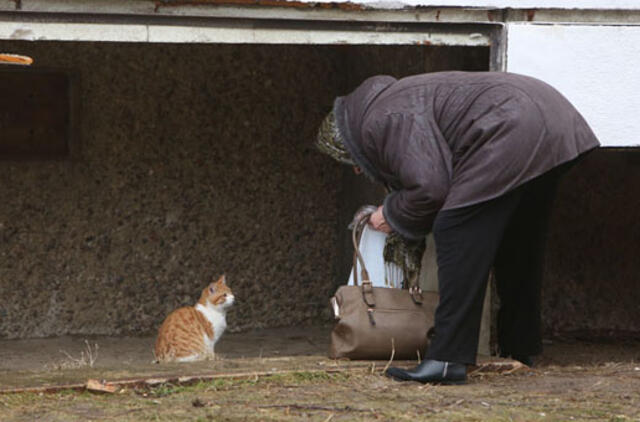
[1,365,639,422]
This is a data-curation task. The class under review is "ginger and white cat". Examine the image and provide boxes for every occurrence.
[155,275,234,363]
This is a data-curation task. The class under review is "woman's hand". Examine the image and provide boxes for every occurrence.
[369,205,392,233]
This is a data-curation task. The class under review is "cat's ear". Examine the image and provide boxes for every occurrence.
[208,275,225,293]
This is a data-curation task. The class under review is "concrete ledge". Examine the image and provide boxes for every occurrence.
[18,0,156,15]
[148,25,490,45]
[0,20,491,45]
[0,22,148,42]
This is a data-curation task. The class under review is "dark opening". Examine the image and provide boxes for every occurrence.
[0,68,71,158]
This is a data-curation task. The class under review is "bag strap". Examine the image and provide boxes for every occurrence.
[352,213,376,307]
[351,214,369,285]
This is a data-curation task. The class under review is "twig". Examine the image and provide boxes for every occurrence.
[382,338,396,374]
[2,366,370,395]
[258,404,368,413]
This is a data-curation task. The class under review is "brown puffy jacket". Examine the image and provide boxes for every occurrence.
[334,71,600,240]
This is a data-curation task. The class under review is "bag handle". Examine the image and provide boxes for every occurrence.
[351,213,370,285]
[351,213,376,307]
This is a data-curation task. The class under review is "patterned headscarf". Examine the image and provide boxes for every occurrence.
[315,110,354,166]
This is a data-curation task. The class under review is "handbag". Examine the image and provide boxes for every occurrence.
[328,213,439,360]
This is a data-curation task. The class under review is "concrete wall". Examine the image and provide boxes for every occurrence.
[0,41,488,339]
[0,41,348,338]
[336,46,640,339]
[2,40,635,341]
[506,23,640,335]
[543,150,640,338]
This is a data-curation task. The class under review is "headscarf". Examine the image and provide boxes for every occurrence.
[315,110,354,166]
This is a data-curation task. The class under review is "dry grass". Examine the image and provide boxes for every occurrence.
[2,362,639,422]
[44,340,99,371]
[2,334,639,421]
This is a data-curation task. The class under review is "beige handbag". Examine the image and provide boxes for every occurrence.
[329,214,439,360]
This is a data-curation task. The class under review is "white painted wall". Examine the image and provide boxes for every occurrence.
[507,23,640,147]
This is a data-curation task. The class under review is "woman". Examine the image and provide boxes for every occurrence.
[316,71,599,384]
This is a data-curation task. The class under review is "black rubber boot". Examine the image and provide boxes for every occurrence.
[385,359,467,385]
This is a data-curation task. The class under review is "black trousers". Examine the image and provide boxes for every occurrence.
[425,164,571,365]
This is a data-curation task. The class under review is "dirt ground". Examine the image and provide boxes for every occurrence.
[1,326,639,421]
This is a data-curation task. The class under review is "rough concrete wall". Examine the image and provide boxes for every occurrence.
[1,42,467,339]
[6,42,631,340]
[0,41,347,338]
[542,150,640,338]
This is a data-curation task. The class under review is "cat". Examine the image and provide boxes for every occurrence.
[154,274,234,363]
